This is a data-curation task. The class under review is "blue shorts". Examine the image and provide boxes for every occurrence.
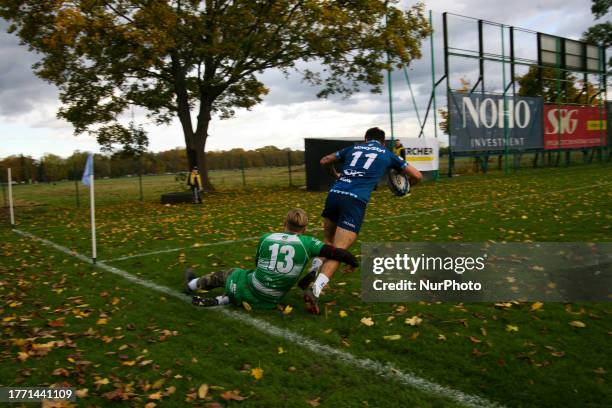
[321,192,367,233]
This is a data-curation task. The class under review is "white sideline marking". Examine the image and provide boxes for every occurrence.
[104,181,612,262]
[14,228,503,408]
[108,236,259,262]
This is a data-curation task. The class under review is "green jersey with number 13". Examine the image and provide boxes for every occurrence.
[248,232,324,303]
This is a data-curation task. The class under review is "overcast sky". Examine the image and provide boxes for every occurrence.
[0,0,606,159]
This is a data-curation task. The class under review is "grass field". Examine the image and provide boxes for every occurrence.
[1,162,611,407]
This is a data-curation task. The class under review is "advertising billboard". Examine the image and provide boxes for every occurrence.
[448,92,544,152]
[398,138,439,171]
[543,105,608,149]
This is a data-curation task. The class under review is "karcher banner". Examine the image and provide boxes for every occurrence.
[395,138,439,171]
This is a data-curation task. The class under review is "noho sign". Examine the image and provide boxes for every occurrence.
[449,92,544,152]
[461,97,531,129]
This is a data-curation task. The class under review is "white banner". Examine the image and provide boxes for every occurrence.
[397,138,439,171]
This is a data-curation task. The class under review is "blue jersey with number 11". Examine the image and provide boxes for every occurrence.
[330,141,407,203]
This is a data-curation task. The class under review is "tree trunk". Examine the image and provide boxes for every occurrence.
[192,96,214,191]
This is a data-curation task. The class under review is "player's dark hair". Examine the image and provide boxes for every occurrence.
[364,127,385,142]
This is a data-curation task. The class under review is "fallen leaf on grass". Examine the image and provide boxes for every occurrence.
[506,325,519,333]
[360,317,374,326]
[437,334,447,341]
[530,302,544,311]
[569,320,586,328]
[47,318,65,327]
[75,389,88,398]
[94,378,110,389]
[282,305,293,315]
[278,347,285,354]
[197,384,209,399]
[144,403,156,408]
[148,392,163,400]
[96,318,108,325]
[339,310,348,318]
[383,334,401,341]
[404,316,422,326]
[221,390,247,401]
[251,367,264,380]
[242,302,252,311]
[307,397,321,407]
[52,368,70,377]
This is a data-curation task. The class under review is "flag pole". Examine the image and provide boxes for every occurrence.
[89,173,97,264]
[7,168,15,226]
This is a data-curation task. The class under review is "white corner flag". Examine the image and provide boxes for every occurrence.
[82,154,97,263]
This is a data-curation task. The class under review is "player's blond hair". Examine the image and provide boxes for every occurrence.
[285,208,308,232]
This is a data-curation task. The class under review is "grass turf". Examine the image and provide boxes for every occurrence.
[1,162,611,407]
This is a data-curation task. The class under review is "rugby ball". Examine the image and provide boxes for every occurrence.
[387,168,410,197]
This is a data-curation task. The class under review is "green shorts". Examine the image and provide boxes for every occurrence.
[225,268,277,310]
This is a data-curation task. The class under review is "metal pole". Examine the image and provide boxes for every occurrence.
[501,24,509,174]
[89,173,97,264]
[478,19,484,94]
[385,5,395,142]
[556,37,562,163]
[599,47,612,161]
[443,12,452,178]
[8,168,15,226]
[429,10,439,180]
[403,68,422,129]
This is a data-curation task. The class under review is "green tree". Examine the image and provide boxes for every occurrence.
[582,0,611,71]
[0,0,430,189]
[517,65,600,104]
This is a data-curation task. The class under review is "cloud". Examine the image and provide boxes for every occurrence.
[0,21,60,118]
[0,1,603,158]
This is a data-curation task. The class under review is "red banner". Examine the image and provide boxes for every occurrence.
[544,105,608,149]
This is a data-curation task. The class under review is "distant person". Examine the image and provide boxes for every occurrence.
[187,167,203,204]
[393,139,406,161]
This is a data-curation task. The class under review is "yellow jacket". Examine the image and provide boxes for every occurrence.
[187,172,202,188]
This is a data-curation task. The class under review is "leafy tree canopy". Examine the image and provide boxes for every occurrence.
[0,0,431,188]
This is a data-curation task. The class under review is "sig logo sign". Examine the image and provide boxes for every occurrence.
[449,92,543,152]
[543,105,607,149]
[546,108,579,135]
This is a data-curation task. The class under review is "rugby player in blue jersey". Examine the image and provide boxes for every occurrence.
[302,127,422,314]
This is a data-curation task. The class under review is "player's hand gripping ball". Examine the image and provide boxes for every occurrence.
[387,168,411,197]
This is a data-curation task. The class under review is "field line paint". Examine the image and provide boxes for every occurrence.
[107,236,260,262]
[104,181,612,262]
[14,228,503,408]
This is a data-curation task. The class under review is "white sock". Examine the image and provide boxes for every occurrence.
[312,274,329,297]
[216,295,230,305]
[188,278,199,291]
[309,257,324,273]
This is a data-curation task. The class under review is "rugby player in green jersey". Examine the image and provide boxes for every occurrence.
[183,208,358,310]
